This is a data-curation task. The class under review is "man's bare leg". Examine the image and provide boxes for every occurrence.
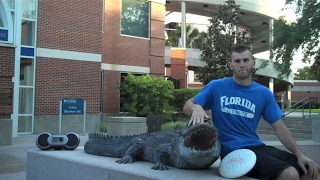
[276,166,299,180]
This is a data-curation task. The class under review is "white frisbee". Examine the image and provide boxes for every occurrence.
[219,149,257,179]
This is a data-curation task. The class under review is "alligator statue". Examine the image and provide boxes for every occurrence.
[84,123,221,170]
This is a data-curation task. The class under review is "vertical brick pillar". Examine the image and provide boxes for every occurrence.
[0,46,15,118]
[149,2,165,77]
[170,48,187,88]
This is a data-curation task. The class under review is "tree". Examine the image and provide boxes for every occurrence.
[310,54,320,81]
[272,0,320,81]
[165,24,208,48]
[294,66,317,80]
[197,0,255,85]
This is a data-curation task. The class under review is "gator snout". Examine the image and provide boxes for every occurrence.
[183,123,218,151]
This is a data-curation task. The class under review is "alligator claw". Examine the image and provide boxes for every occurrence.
[116,156,133,164]
[151,163,171,170]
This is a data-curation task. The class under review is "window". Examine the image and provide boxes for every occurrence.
[121,0,149,38]
[21,0,36,46]
[6,0,15,10]
[20,58,34,86]
[21,20,35,46]
[21,0,36,20]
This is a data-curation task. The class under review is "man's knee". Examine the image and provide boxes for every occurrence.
[277,166,299,180]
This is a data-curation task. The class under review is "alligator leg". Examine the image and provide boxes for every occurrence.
[151,143,172,170]
[116,138,144,164]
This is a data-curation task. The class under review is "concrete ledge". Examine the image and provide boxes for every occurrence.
[107,116,147,136]
[0,119,12,146]
[27,147,255,180]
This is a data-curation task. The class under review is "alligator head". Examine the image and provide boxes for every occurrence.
[173,122,221,169]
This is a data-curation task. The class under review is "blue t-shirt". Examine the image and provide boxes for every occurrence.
[194,77,284,158]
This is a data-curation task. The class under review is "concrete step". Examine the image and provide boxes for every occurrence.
[257,117,312,140]
[257,127,311,133]
[257,131,311,139]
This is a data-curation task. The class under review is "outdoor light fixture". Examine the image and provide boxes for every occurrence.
[203,4,208,8]
[261,40,266,44]
[262,22,268,26]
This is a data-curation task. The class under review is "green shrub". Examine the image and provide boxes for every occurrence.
[170,88,201,113]
[100,123,107,132]
[119,73,175,117]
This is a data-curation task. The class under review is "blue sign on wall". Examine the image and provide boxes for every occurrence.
[0,28,9,42]
[21,47,35,57]
[61,98,84,115]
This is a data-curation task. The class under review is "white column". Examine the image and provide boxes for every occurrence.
[269,77,274,93]
[233,8,237,44]
[12,0,23,137]
[287,84,292,108]
[181,2,186,48]
[269,19,273,60]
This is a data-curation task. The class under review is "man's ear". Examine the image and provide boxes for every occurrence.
[252,60,256,68]
[228,61,233,70]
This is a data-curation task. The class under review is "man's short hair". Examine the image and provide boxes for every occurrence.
[229,45,252,61]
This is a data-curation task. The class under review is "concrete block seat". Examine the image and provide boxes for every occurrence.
[107,116,147,136]
[27,147,255,180]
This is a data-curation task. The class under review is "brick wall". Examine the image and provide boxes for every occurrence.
[37,0,102,53]
[35,58,101,115]
[103,0,149,67]
[35,0,102,115]
[291,91,320,102]
[293,82,320,87]
[0,46,15,118]
[102,71,120,113]
[150,2,165,76]
[102,0,165,112]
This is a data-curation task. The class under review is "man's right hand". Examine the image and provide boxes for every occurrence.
[188,104,211,126]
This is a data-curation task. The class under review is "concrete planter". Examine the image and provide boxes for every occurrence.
[0,119,12,146]
[107,116,146,136]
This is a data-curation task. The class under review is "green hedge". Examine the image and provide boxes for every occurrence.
[119,73,175,117]
[119,74,201,124]
[169,88,201,113]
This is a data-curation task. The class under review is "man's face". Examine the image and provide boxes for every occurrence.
[228,50,255,80]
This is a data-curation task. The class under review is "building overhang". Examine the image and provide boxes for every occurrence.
[165,0,283,54]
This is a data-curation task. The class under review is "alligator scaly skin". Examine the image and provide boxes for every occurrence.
[84,123,221,170]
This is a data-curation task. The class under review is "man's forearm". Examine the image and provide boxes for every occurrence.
[183,98,196,116]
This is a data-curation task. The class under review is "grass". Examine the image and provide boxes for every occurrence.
[286,109,320,113]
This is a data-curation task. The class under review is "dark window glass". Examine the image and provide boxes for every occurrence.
[121,0,149,38]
